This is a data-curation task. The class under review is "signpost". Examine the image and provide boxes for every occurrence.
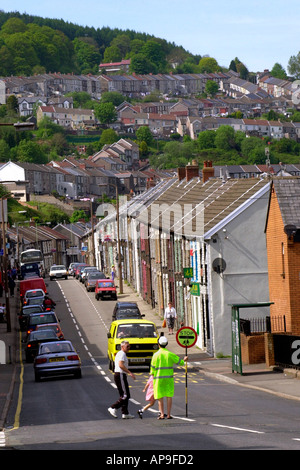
[176,326,197,417]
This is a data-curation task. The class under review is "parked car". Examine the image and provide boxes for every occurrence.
[85,271,106,292]
[79,266,98,283]
[107,319,159,371]
[26,311,60,336]
[19,278,47,304]
[25,329,58,363]
[36,323,64,340]
[34,340,82,381]
[112,301,144,320]
[75,264,89,279]
[70,263,85,277]
[26,297,45,308]
[19,304,44,331]
[95,279,117,300]
[23,289,45,306]
[68,263,78,275]
[49,265,68,280]
[20,263,40,280]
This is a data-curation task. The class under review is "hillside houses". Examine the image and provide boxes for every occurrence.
[36,105,96,129]
[182,116,300,141]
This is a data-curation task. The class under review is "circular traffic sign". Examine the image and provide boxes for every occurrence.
[176,326,197,348]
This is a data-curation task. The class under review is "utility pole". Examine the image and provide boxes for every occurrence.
[1,198,11,332]
[115,185,123,294]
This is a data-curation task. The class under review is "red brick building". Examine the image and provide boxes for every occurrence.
[266,178,300,334]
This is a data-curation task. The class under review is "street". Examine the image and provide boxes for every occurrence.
[4,276,300,452]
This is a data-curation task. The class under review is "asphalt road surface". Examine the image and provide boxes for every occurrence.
[4,277,300,453]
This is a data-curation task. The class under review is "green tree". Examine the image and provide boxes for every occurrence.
[198,56,219,73]
[288,52,300,79]
[103,45,122,63]
[111,34,131,58]
[215,125,235,151]
[36,117,65,139]
[136,126,153,146]
[100,91,126,106]
[94,102,117,124]
[197,130,216,149]
[6,95,18,114]
[0,139,10,161]
[205,80,219,97]
[141,40,167,71]
[99,128,118,147]
[229,59,237,72]
[70,209,89,223]
[16,140,48,163]
[130,53,157,74]
[73,37,101,74]
[270,63,287,80]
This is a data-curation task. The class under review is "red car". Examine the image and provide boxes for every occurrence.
[95,279,117,301]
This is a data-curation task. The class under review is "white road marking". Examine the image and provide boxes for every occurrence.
[211,423,264,434]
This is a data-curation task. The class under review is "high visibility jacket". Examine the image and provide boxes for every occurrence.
[150,348,184,399]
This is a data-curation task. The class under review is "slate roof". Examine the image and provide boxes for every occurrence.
[130,176,270,238]
[272,178,300,229]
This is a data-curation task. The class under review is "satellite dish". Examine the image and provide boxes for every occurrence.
[212,258,226,274]
[284,225,297,238]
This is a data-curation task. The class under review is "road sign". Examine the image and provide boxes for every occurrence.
[176,326,197,418]
[176,326,197,349]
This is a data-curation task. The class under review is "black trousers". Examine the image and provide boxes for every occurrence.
[111,372,130,414]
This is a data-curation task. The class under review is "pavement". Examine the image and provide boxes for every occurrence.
[2,279,300,431]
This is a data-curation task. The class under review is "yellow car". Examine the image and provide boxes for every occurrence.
[107,319,159,371]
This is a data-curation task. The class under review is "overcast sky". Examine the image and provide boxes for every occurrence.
[3,0,300,72]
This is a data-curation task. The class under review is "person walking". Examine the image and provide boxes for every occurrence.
[137,374,156,419]
[108,340,136,419]
[8,276,15,297]
[150,335,188,420]
[111,265,116,281]
[164,301,177,335]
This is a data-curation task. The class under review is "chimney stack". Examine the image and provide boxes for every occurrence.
[177,167,185,181]
[202,160,214,183]
[146,177,156,189]
[185,160,199,182]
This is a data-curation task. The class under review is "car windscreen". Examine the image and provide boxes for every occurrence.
[116,323,157,338]
[51,266,65,271]
[29,314,57,325]
[88,272,105,279]
[116,309,141,317]
[98,281,114,288]
[22,306,43,314]
[30,330,57,340]
[39,343,73,354]
[27,298,44,305]
[26,290,44,298]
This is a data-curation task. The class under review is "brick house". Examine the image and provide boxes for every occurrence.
[265,178,300,335]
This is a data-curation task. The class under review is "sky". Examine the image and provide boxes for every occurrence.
[2,0,300,73]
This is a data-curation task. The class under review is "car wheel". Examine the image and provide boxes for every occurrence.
[96,295,99,301]
[50,277,53,281]
[65,276,67,280]
[109,359,114,371]
[74,370,82,379]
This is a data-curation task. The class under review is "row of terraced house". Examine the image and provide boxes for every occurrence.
[91,160,300,362]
